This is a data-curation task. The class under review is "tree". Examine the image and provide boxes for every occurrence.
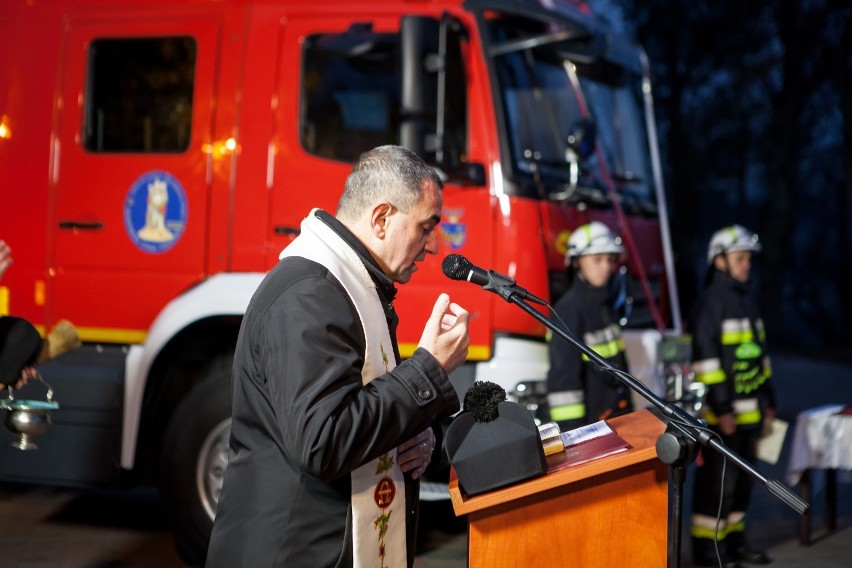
[608,0,852,356]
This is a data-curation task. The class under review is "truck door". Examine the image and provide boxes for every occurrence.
[50,16,220,341]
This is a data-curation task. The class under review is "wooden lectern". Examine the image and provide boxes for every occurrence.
[448,409,668,567]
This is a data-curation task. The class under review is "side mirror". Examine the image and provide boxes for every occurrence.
[559,118,597,199]
[566,118,597,161]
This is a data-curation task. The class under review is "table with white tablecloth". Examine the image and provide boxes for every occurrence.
[787,404,852,545]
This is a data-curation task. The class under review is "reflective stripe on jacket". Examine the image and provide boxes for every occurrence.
[688,269,774,428]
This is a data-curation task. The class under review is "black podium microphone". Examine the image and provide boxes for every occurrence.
[442,254,547,306]
[441,254,489,286]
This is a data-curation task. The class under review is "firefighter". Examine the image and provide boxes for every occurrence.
[690,225,775,567]
[546,221,633,431]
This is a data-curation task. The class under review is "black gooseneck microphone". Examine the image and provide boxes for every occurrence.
[441,254,548,306]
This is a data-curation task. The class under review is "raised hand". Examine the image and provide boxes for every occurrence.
[417,293,469,374]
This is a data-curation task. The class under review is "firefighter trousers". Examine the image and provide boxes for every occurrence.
[691,426,761,560]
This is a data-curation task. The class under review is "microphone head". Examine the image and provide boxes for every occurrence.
[442,254,471,281]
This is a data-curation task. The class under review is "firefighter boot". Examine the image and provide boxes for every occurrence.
[692,536,741,568]
[726,531,771,565]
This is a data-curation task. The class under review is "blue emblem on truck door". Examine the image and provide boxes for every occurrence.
[124,171,188,253]
[439,208,467,250]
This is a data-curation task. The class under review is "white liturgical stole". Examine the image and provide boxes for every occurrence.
[280,211,407,568]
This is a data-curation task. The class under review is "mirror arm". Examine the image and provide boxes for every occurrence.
[433,15,451,165]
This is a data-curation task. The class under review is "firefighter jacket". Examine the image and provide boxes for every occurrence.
[546,276,632,431]
[689,269,775,429]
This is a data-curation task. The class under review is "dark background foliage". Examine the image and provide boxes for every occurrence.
[591,0,852,359]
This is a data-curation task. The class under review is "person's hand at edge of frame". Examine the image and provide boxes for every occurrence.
[761,406,775,438]
[719,412,737,436]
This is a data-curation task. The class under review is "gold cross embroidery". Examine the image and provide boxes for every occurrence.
[380,344,389,373]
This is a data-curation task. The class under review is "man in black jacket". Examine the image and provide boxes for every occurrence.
[206,145,469,568]
[690,225,774,568]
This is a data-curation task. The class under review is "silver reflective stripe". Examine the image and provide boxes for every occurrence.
[692,358,721,373]
[583,323,622,346]
[548,390,585,406]
[692,513,721,531]
[732,398,758,413]
[722,318,750,334]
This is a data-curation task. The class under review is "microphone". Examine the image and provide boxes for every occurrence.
[442,254,547,306]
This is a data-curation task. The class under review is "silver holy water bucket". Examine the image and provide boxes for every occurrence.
[1,377,59,450]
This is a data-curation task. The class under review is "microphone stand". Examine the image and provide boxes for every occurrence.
[484,278,808,568]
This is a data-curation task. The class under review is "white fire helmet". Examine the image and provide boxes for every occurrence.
[565,221,625,266]
[706,224,761,265]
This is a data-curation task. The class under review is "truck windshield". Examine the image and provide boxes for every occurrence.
[484,15,656,212]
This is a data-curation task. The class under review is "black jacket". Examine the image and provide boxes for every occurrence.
[688,269,775,428]
[546,276,631,431]
[206,211,459,567]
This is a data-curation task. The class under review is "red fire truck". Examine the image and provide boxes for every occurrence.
[0,0,681,562]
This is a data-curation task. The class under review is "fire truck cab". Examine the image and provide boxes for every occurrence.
[0,0,680,563]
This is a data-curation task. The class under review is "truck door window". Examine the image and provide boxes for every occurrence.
[484,16,654,210]
[300,24,468,171]
[301,32,399,162]
[84,37,196,153]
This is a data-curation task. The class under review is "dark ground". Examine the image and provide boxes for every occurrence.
[0,353,849,567]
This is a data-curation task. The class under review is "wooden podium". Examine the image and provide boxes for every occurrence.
[448,409,668,567]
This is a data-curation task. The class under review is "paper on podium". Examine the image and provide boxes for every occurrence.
[545,420,631,472]
[560,420,614,447]
[757,417,788,465]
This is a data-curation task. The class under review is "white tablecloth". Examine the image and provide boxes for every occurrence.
[787,404,852,485]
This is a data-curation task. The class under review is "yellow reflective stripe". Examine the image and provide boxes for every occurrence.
[581,338,625,360]
[692,525,733,540]
[755,319,766,342]
[692,526,719,540]
[737,410,761,425]
[721,317,753,345]
[762,356,773,378]
[696,369,726,385]
[722,329,754,345]
[551,403,586,422]
[692,513,735,540]
[703,409,762,426]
